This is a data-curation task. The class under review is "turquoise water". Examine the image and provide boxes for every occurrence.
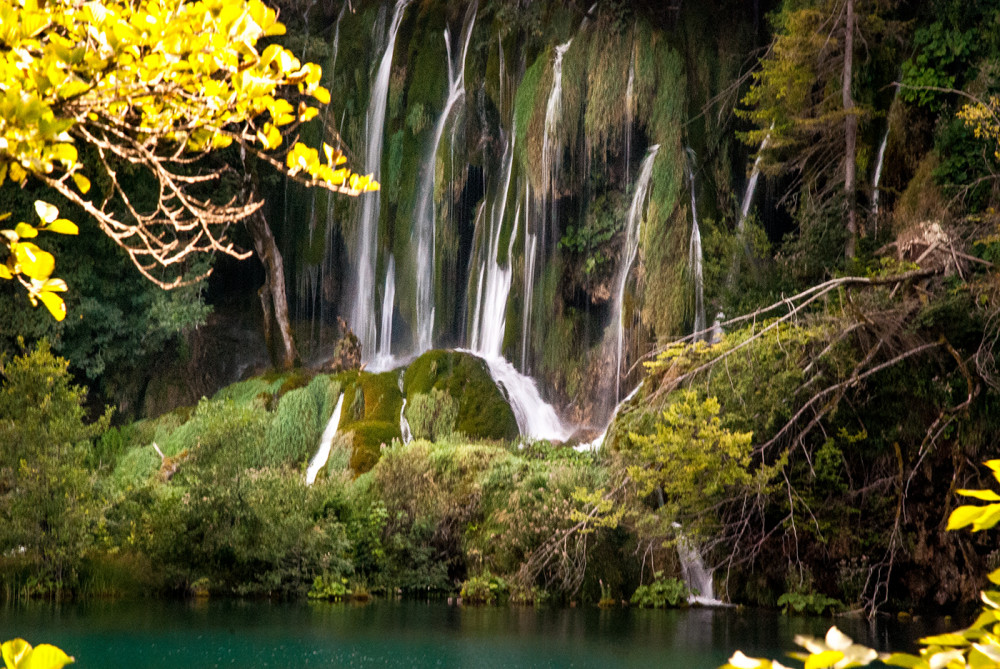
[0,600,945,668]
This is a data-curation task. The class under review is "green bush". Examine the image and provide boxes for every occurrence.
[0,341,108,596]
[630,571,689,608]
[460,572,509,605]
[405,388,458,442]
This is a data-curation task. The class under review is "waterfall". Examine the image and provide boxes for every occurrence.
[306,393,345,485]
[520,229,538,371]
[469,129,517,358]
[471,353,572,442]
[611,145,660,401]
[399,397,413,445]
[575,383,641,452]
[737,124,773,231]
[412,3,477,356]
[872,125,889,227]
[351,0,411,363]
[674,526,723,606]
[541,39,572,246]
[686,149,706,340]
[624,55,635,185]
[371,255,396,371]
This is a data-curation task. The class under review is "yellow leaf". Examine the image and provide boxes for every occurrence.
[2,639,32,669]
[71,173,90,194]
[44,220,79,235]
[14,223,38,239]
[9,162,26,183]
[947,505,985,531]
[14,243,55,281]
[0,264,11,280]
[36,291,67,322]
[33,201,58,224]
[41,278,68,293]
[803,650,843,669]
[957,489,1000,502]
[313,85,330,105]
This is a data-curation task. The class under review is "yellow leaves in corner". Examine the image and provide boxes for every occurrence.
[947,460,1000,532]
[1,638,74,669]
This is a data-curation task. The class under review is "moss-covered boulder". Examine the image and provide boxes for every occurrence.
[403,350,519,441]
[334,370,404,474]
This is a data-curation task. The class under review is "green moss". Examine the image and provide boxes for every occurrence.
[403,350,518,440]
[348,421,401,474]
[262,387,324,467]
[513,49,549,190]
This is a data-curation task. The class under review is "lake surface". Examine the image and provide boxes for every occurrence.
[0,599,950,668]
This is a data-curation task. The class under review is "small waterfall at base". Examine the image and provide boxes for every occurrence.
[350,0,411,363]
[411,3,477,356]
[399,398,412,445]
[611,145,660,401]
[673,523,725,606]
[306,393,345,485]
[370,255,396,372]
[686,149,706,340]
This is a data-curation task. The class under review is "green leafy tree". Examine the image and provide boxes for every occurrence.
[740,0,897,258]
[624,389,771,537]
[0,341,109,594]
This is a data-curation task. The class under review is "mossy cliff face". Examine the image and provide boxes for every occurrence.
[253,1,768,426]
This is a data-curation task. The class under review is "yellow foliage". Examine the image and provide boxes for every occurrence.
[0,0,377,318]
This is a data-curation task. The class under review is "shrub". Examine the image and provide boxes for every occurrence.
[460,572,509,605]
[405,388,458,442]
[630,571,689,608]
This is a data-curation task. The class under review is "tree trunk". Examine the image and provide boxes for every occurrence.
[843,0,858,259]
[247,211,298,370]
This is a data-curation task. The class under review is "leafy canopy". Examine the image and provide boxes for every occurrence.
[0,0,377,319]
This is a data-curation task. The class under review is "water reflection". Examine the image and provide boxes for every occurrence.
[0,599,952,669]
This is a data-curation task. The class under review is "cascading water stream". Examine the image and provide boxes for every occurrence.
[306,393,345,485]
[351,0,411,363]
[541,39,572,248]
[686,149,706,340]
[611,145,659,401]
[412,3,477,356]
[737,123,773,231]
[575,383,641,452]
[872,125,889,227]
[469,130,517,357]
[675,529,722,606]
[370,255,396,371]
[399,398,413,445]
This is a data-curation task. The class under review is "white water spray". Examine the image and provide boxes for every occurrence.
[611,145,659,401]
[351,0,411,363]
[540,40,572,245]
[469,352,572,442]
[412,3,477,355]
[306,393,345,485]
[469,130,517,358]
[872,125,889,225]
[370,255,396,372]
[738,124,773,231]
[673,524,723,606]
[399,397,413,445]
[686,149,706,340]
